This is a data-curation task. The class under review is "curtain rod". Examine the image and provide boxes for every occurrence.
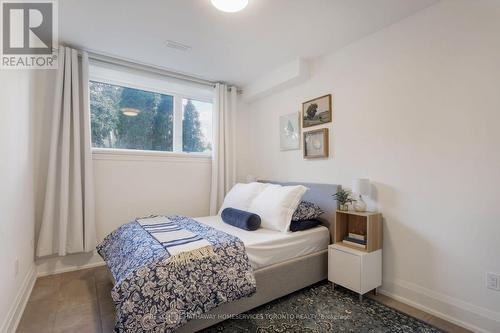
[77,49,217,88]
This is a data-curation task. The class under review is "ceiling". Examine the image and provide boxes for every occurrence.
[59,0,438,86]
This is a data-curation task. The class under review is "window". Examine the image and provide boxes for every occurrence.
[89,64,214,156]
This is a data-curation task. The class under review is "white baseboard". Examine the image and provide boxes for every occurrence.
[0,265,37,333]
[380,279,500,333]
[37,261,106,277]
[36,251,105,277]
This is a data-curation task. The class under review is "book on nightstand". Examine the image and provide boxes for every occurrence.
[348,233,366,241]
[342,236,367,249]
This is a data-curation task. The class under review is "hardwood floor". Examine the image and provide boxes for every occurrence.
[17,266,471,333]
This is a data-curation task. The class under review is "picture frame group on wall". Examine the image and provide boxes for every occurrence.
[279,93,332,159]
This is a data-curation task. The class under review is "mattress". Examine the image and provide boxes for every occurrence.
[194,215,330,270]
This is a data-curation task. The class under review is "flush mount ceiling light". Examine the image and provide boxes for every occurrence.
[211,0,248,13]
[121,108,140,117]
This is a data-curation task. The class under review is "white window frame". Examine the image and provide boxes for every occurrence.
[89,64,214,161]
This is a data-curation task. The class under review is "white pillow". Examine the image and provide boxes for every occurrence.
[218,182,269,214]
[248,184,308,233]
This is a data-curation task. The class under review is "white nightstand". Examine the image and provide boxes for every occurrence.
[328,210,383,301]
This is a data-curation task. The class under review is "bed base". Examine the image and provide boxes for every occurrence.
[176,249,328,332]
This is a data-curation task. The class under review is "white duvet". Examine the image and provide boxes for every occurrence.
[194,215,330,270]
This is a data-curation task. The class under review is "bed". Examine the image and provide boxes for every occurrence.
[99,181,338,332]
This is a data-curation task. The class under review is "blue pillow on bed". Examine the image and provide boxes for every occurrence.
[289,219,322,232]
[221,207,261,231]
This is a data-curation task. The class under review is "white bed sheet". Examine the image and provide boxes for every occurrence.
[194,215,330,270]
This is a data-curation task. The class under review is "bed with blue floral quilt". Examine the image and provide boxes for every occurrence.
[97,215,257,332]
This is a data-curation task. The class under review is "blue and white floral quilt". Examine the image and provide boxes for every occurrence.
[97,215,257,332]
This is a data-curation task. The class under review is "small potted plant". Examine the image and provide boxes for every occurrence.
[333,189,354,211]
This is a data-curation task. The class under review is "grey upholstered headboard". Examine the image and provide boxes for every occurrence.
[260,180,339,242]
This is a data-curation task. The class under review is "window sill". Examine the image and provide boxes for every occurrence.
[92,148,212,163]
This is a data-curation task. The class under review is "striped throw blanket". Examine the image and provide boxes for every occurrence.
[137,216,215,265]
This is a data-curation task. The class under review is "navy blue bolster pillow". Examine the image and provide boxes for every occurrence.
[221,208,261,231]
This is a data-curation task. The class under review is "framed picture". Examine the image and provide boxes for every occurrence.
[302,94,332,128]
[303,128,329,159]
[280,112,300,151]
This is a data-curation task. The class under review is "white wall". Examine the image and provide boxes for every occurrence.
[92,153,211,239]
[237,0,500,331]
[0,71,37,331]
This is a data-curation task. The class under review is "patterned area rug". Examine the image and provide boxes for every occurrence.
[202,281,445,333]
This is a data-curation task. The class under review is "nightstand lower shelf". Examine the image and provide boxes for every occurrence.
[328,244,382,300]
